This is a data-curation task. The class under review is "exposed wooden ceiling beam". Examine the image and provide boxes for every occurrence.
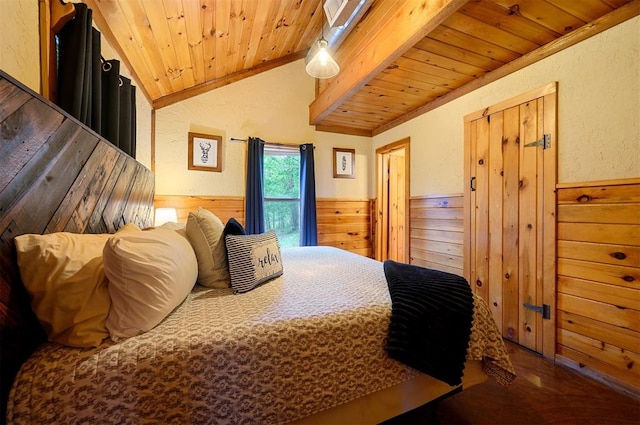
[308,0,469,126]
[315,125,373,137]
[371,0,640,136]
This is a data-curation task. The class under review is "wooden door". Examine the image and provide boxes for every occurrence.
[464,84,557,357]
[388,151,406,261]
[376,139,410,263]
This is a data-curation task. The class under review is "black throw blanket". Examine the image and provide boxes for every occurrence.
[383,260,474,386]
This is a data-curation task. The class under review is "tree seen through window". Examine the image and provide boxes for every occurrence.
[263,146,300,247]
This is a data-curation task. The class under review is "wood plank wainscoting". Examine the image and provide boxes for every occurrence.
[153,196,374,258]
[409,193,464,276]
[409,184,639,396]
[555,178,640,396]
[317,198,373,258]
[154,195,245,225]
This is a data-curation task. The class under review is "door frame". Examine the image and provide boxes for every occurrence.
[463,82,557,358]
[375,138,410,263]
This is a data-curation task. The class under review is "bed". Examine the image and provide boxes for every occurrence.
[7,244,513,424]
[0,70,514,424]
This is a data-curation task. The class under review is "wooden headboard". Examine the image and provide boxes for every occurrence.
[0,70,155,418]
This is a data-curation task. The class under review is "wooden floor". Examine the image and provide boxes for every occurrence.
[387,341,640,425]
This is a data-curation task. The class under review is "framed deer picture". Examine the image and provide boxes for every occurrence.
[188,132,223,172]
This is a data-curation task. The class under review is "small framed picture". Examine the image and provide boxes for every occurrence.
[333,148,355,179]
[188,132,222,172]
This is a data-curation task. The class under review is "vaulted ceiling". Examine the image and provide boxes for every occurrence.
[83,0,639,137]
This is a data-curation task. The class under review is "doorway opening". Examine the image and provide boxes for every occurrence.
[375,138,410,263]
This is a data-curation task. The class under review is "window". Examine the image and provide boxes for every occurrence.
[263,145,300,247]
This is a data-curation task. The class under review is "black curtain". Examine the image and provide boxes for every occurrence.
[119,76,136,158]
[56,3,136,158]
[101,61,136,157]
[56,3,101,128]
[101,59,120,146]
[299,143,317,246]
[245,137,265,235]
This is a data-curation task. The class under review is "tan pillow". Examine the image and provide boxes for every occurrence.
[185,207,230,288]
[14,232,113,347]
[103,226,198,341]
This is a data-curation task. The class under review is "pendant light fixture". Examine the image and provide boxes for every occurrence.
[305,1,340,79]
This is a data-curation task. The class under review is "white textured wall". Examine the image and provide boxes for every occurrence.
[0,0,40,92]
[155,59,371,199]
[373,16,640,195]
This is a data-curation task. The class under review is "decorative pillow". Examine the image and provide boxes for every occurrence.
[185,208,230,288]
[13,225,135,347]
[158,221,188,239]
[225,230,283,294]
[223,217,246,239]
[103,226,198,341]
[157,221,186,231]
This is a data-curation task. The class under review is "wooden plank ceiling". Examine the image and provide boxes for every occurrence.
[84,0,639,137]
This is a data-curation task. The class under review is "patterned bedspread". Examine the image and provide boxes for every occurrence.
[8,247,514,424]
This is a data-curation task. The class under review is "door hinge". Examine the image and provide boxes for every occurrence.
[523,303,551,320]
[524,134,551,149]
[470,177,476,192]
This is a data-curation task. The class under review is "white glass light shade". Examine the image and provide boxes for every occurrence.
[154,207,178,226]
[305,38,340,79]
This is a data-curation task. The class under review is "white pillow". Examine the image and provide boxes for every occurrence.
[13,223,140,347]
[14,232,112,347]
[103,226,198,340]
[185,208,230,288]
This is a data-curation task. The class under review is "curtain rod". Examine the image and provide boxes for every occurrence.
[230,138,314,149]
